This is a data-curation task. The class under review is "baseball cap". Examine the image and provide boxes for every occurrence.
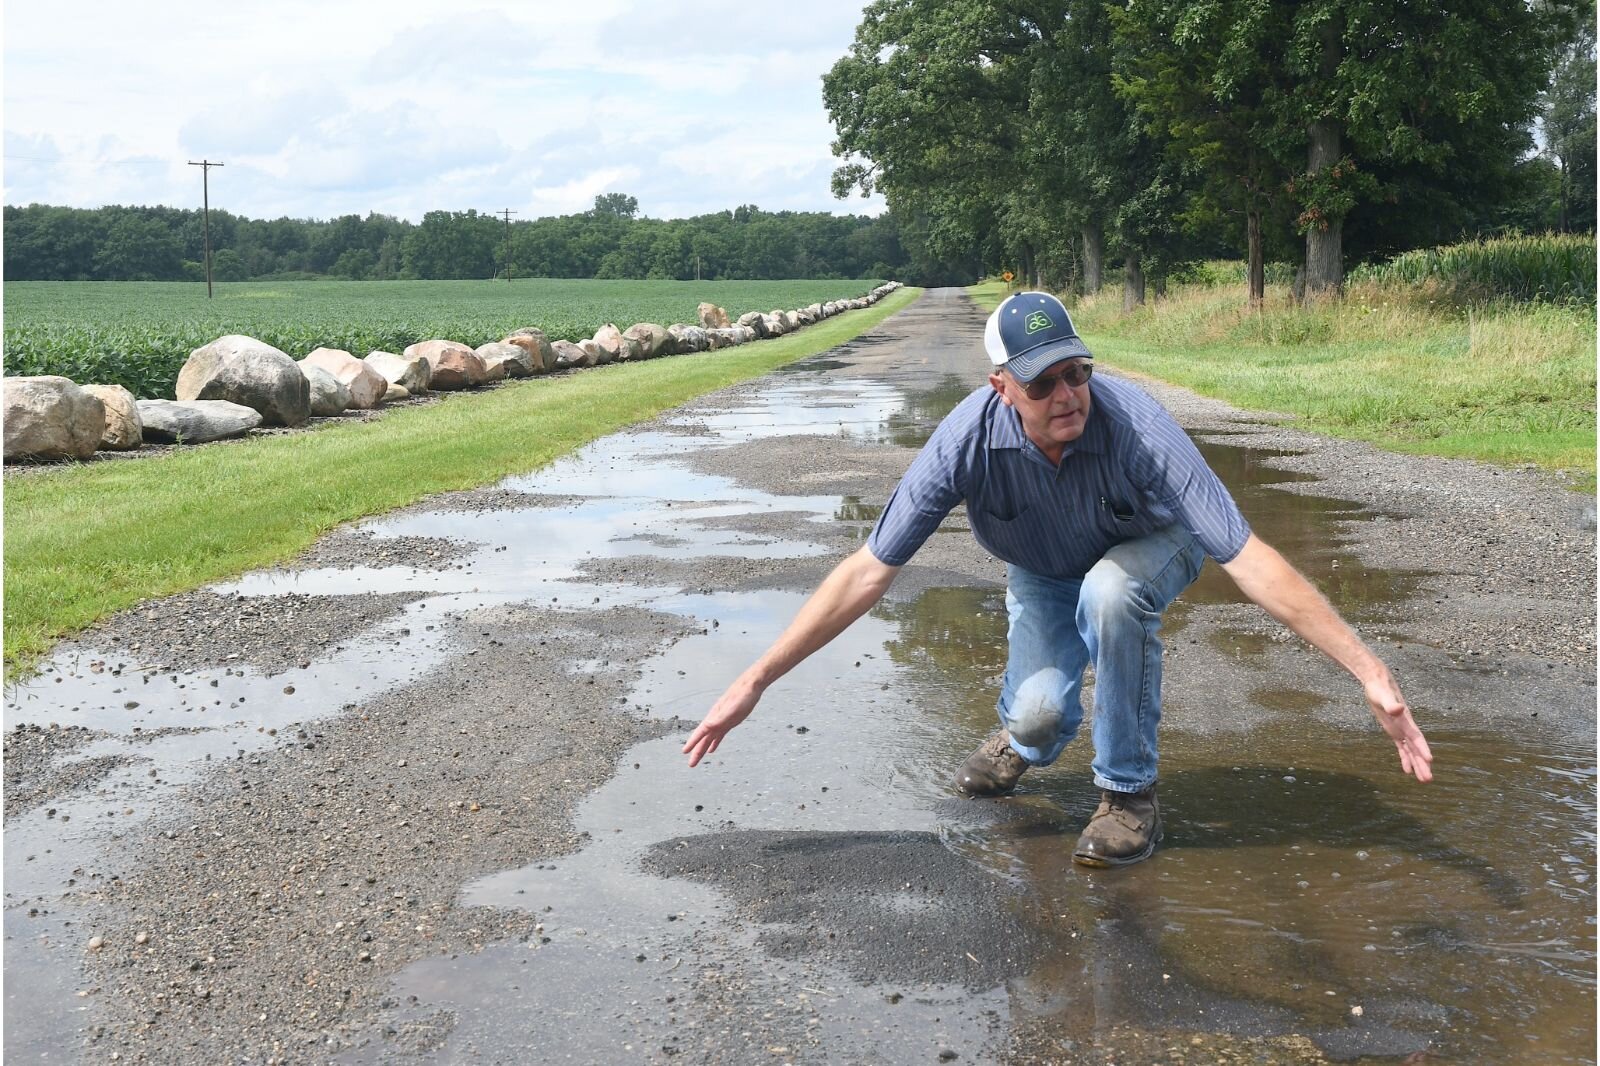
[984,291,1093,383]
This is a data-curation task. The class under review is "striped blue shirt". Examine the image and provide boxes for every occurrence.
[867,374,1251,578]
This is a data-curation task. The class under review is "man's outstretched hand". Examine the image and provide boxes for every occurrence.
[1365,672,1433,782]
[683,678,762,767]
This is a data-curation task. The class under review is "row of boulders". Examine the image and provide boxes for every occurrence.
[3,283,902,461]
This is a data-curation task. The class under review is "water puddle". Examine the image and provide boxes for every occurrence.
[6,370,1588,1063]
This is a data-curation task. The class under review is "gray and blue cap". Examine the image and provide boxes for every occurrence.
[984,291,1092,383]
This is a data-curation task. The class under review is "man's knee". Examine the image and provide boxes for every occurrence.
[1007,667,1068,747]
[1079,560,1146,628]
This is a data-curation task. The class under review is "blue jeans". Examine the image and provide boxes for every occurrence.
[997,524,1205,794]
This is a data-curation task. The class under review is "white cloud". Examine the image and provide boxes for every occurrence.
[3,0,888,221]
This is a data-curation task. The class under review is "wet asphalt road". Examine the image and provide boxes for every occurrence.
[4,288,1594,1064]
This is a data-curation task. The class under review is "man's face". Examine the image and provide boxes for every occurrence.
[988,358,1094,453]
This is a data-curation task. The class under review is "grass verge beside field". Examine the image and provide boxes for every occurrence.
[968,278,1596,483]
[3,287,921,678]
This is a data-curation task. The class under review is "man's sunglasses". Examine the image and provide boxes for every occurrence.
[1015,360,1093,400]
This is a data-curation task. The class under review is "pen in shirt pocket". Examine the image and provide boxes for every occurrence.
[1100,496,1136,521]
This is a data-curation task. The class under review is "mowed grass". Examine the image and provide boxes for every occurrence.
[3,286,921,677]
[967,278,1596,481]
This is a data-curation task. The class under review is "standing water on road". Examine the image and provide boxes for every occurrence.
[6,294,1594,1063]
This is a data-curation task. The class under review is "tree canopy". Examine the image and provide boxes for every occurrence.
[823,0,1593,302]
[3,196,909,283]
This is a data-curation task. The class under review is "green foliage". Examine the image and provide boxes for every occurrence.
[3,286,923,677]
[1,278,887,399]
[1347,234,1596,305]
[3,201,910,284]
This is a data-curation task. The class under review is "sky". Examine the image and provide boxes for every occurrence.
[3,0,887,223]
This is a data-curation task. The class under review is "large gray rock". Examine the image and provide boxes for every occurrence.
[476,341,535,379]
[737,311,768,338]
[551,340,594,369]
[502,329,557,374]
[592,324,629,362]
[136,399,262,444]
[303,347,388,409]
[300,363,351,416]
[404,340,485,390]
[364,350,431,393]
[3,376,106,462]
[623,323,672,359]
[667,324,708,353]
[697,302,732,329]
[581,338,613,365]
[80,383,142,451]
[177,335,310,427]
[760,313,784,337]
[380,382,410,403]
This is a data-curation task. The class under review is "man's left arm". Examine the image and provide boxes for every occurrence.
[1221,534,1434,782]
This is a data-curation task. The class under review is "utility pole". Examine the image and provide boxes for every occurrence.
[188,159,224,298]
[498,208,517,281]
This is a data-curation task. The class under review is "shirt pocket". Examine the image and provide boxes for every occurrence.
[973,505,1038,563]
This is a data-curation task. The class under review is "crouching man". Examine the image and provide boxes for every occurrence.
[684,291,1432,866]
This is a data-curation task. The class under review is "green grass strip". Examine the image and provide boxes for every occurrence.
[966,279,1595,486]
[4,287,921,677]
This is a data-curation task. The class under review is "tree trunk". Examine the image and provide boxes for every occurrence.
[1247,208,1265,309]
[1302,15,1344,304]
[1303,120,1344,303]
[1122,252,1145,311]
[1021,243,1036,290]
[1082,224,1104,294]
[1153,275,1167,300]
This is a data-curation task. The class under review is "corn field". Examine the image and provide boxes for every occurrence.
[1348,234,1596,306]
[2,278,885,399]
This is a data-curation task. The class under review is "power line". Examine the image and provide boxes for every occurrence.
[188,160,225,299]
[497,208,517,281]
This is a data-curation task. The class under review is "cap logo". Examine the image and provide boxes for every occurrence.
[1025,310,1053,334]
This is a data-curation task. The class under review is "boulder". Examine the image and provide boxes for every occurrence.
[300,363,351,416]
[704,328,734,350]
[623,323,672,359]
[737,311,768,338]
[80,383,142,451]
[591,324,628,362]
[823,301,840,316]
[502,329,557,374]
[733,325,758,344]
[794,307,816,326]
[3,376,106,462]
[364,350,431,393]
[580,338,613,365]
[551,340,594,369]
[302,347,387,409]
[177,335,310,427]
[380,382,411,403]
[404,340,485,390]
[697,302,732,329]
[667,324,708,353]
[476,341,534,379]
[760,313,784,337]
[136,399,262,444]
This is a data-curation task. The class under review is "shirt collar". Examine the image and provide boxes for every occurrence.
[986,388,1106,457]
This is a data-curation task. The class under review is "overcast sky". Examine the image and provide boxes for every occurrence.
[3,0,886,222]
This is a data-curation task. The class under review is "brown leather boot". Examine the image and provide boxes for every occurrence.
[954,730,1031,797]
[1072,785,1161,867]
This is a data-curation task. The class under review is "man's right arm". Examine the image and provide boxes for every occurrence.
[682,545,901,767]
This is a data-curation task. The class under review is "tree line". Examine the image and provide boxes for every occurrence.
[1,193,910,283]
[822,0,1596,305]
